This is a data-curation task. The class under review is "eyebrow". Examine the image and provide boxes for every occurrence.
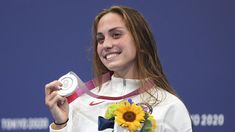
[96,27,125,35]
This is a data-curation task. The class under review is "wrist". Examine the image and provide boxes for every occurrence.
[54,118,69,125]
[52,118,69,130]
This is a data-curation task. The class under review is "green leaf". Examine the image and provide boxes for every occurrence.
[141,119,152,132]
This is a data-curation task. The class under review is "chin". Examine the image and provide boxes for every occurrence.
[105,64,121,72]
[106,66,119,72]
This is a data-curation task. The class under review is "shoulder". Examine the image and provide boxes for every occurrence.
[152,89,192,132]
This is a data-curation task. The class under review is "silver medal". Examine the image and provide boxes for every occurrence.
[58,71,79,97]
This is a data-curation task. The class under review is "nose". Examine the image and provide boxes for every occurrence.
[102,37,113,49]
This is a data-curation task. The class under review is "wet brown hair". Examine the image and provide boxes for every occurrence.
[92,5,176,103]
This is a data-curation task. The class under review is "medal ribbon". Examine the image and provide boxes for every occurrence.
[66,72,155,103]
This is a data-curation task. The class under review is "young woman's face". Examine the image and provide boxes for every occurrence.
[96,13,137,78]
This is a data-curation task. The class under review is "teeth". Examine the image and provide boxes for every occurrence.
[106,54,118,60]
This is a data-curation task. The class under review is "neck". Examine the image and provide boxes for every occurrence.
[113,68,138,79]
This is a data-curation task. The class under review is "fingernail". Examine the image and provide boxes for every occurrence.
[57,87,62,90]
[54,86,62,90]
[60,100,65,105]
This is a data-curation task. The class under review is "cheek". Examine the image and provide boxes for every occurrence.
[127,42,137,55]
[96,45,101,56]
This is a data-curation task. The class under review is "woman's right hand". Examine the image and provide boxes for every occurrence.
[45,80,69,129]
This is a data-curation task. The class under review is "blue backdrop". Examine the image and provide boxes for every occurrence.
[0,0,234,131]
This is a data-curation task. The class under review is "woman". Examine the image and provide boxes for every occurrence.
[45,5,192,132]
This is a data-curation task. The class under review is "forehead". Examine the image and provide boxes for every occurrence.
[97,13,126,33]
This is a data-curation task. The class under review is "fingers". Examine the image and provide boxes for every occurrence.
[45,80,63,109]
[45,90,66,109]
[45,80,62,95]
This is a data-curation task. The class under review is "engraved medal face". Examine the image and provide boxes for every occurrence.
[60,77,73,90]
[58,71,79,97]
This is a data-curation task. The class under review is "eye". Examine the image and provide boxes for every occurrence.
[111,31,122,39]
[96,34,105,44]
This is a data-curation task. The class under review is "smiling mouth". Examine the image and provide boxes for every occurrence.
[104,52,121,60]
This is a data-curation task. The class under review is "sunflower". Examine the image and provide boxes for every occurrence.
[115,101,145,131]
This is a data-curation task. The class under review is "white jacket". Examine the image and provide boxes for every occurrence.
[50,75,192,132]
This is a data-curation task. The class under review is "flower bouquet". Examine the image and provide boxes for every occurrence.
[98,99,156,132]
